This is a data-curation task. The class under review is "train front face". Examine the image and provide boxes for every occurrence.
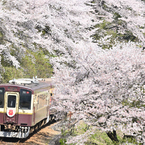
[0,86,33,138]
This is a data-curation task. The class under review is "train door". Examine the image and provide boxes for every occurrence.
[4,92,19,124]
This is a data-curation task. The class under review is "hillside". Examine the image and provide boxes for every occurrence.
[0,0,145,81]
[0,0,145,144]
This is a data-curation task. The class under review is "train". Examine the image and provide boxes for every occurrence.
[0,77,53,138]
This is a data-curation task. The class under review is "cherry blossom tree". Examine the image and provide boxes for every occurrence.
[0,0,145,143]
[52,42,145,143]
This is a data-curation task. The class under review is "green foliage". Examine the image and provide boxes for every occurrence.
[9,44,18,56]
[21,50,53,78]
[0,44,53,83]
[74,121,90,135]
[10,49,16,56]
[1,54,12,67]
[33,43,56,57]
[35,25,51,36]
[0,32,3,38]
[2,0,7,5]
[35,51,53,78]
[58,121,139,145]
[0,31,4,44]
[96,20,111,30]
[1,67,23,83]
[113,12,122,20]
[106,30,117,38]
[91,0,96,3]
[91,33,101,41]
[91,17,138,48]
[122,99,145,108]
[88,130,113,145]
[119,137,138,145]
[117,20,126,26]
[54,49,65,56]
[59,138,67,145]
[87,130,138,145]
[42,26,51,36]
[21,54,36,78]
[127,7,133,11]
[119,31,138,42]
[59,129,73,145]
[91,20,117,46]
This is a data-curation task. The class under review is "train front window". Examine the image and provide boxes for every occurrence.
[20,89,31,109]
[0,88,4,108]
[8,95,16,108]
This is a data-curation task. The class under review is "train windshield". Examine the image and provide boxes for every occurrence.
[0,88,4,108]
[19,89,31,109]
[8,95,16,108]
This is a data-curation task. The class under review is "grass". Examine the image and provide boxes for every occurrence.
[59,121,138,145]
[87,130,113,145]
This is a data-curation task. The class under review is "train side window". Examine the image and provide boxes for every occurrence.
[20,89,31,110]
[0,88,4,108]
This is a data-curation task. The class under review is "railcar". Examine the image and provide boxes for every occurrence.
[0,78,52,138]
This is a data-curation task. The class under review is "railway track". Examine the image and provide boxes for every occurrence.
[0,111,80,145]
[0,120,60,145]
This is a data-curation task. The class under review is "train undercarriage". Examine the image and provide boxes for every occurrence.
[0,116,50,138]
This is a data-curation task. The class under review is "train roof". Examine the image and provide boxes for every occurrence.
[0,78,52,93]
